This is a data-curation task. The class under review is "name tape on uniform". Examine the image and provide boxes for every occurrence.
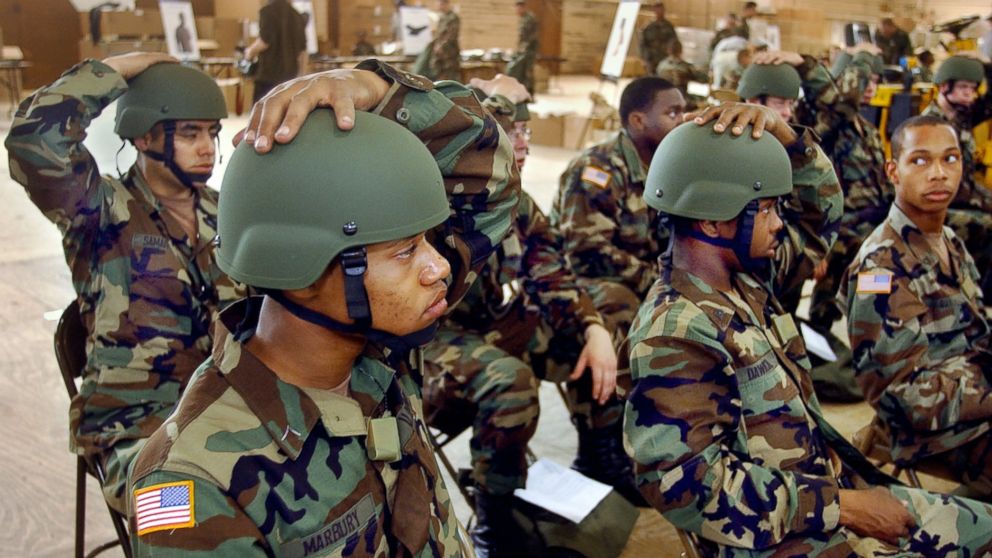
[856,272,893,294]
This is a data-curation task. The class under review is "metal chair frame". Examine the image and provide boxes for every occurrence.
[55,300,132,558]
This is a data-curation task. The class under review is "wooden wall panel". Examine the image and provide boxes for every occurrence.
[0,0,82,89]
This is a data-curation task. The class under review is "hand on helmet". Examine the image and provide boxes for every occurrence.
[468,74,531,104]
[236,69,391,153]
[102,52,178,80]
[687,102,798,146]
[751,50,804,67]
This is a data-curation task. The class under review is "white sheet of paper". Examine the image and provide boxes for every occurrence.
[513,458,612,524]
[800,322,838,362]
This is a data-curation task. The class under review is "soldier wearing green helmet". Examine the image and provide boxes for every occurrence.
[127,60,521,556]
[922,54,992,299]
[736,61,802,121]
[6,52,244,514]
[623,102,992,557]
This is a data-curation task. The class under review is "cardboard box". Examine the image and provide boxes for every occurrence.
[529,113,567,147]
[213,18,245,55]
[196,16,215,40]
[99,10,164,38]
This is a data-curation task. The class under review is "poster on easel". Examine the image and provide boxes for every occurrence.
[599,0,641,81]
[291,0,318,54]
[399,6,432,55]
[159,0,199,61]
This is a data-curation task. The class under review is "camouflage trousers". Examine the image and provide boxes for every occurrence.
[927,431,992,500]
[722,485,992,557]
[506,51,536,95]
[95,437,145,514]
[421,279,640,494]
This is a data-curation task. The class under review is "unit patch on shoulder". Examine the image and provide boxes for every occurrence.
[856,272,893,294]
[580,166,611,189]
[134,480,195,536]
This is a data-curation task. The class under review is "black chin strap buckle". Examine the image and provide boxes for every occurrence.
[340,247,372,329]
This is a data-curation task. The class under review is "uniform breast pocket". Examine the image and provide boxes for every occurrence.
[128,235,193,337]
[736,352,813,469]
[921,292,972,361]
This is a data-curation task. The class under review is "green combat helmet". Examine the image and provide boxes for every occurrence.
[737,63,802,100]
[115,62,228,186]
[645,121,792,271]
[935,55,985,85]
[217,109,449,334]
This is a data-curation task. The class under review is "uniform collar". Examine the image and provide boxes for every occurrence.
[212,298,396,460]
[665,265,770,330]
[885,203,964,274]
[617,130,648,184]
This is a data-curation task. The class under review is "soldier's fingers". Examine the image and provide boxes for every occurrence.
[689,105,722,125]
[590,366,604,403]
[713,107,745,133]
[232,127,248,147]
[570,354,588,381]
[750,110,768,138]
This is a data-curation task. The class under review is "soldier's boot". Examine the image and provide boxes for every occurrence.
[471,491,519,558]
[571,421,648,507]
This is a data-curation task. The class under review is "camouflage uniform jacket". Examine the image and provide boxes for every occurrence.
[796,54,892,240]
[551,130,660,297]
[843,204,992,465]
[920,101,992,215]
[639,18,677,76]
[623,134,881,554]
[430,11,461,81]
[656,58,708,93]
[449,190,604,345]
[130,301,471,557]
[5,59,244,455]
[517,11,538,55]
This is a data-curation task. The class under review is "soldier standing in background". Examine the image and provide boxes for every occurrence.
[639,2,676,76]
[656,39,708,106]
[243,0,308,103]
[506,0,539,95]
[429,0,461,81]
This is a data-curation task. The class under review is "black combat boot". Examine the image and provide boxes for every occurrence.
[571,421,648,507]
[471,491,519,558]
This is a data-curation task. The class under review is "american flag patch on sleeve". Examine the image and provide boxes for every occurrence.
[134,480,195,536]
[856,272,893,294]
[580,166,611,189]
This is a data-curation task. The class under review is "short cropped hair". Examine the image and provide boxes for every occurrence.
[619,77,676,127]
[889,114,959,160]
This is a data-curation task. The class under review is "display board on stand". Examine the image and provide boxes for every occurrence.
[399,6,433,56]
[599,0,640,82]
[160,0,199,61]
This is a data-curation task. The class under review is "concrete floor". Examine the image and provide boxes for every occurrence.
[0,75,955,556]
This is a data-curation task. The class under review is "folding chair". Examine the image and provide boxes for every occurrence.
[54,300,132,558]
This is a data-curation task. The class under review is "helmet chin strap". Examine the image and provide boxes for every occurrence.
[262,246,441,356]
[683,199,771,277]
[141,121,213,188]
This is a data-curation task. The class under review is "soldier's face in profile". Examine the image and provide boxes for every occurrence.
[944,80,978,107]
[362,231,452,335]
[139,119,221,178]
[635,88,687,152]
[746,198,784,260]
[510,121,531,169]
[862,75,879,105]
[887,124,962,216]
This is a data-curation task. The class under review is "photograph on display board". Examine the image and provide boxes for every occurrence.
[600,1,641,80]
[399,6,433,55]
[292,0,319,54]
[160,0,200,61]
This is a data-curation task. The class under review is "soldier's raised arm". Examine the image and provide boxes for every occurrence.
[6,53,175,233]
[239,60,523,305]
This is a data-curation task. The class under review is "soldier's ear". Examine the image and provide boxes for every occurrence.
[884,159,899,185]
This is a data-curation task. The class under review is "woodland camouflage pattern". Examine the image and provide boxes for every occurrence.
[429,11,461,82]
[130,60,519,555]
[795,54,892,325]
[624,131,992,555]
[844,205,992,493]
[551,130,661,298]
[5,59,244,509]
[639,17,677,76]
[505,10,538,93]
[131,302,472,557]
[656,58,708,101]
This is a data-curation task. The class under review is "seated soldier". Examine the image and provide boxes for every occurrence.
[922,55,992,299]
[128,61,520,554]
[422,81,641,555]
[6,53,244,513]
[656,39,708,107]
[624,102,992,555]
[844,115,992,499]
[551,77,686,319]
